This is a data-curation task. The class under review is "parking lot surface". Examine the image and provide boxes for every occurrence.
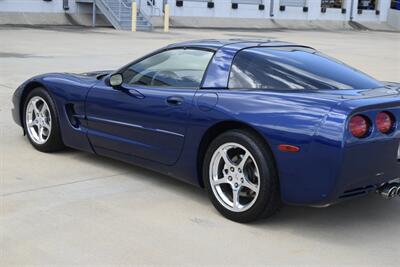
[1,26,400,266]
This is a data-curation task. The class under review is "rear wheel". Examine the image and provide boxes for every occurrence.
[203,129,281,223]
[23,88,65,152]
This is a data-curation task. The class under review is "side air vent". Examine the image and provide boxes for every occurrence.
[397,142,400,161]
[65,104,80,128]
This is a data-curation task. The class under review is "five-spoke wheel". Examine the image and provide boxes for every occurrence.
[25,96,52,145]
[23,87,65,152]
[210,142,260,212]
[203,129,281,222]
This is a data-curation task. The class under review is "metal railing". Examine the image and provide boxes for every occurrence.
[101,0,132,22]
[93,0,153,30]
[136,0,155,30]
[138,0,163,16]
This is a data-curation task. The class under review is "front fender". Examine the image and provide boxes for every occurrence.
[11,72,99,153]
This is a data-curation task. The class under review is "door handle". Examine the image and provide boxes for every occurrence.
[117,85,145,99]
[127,89,145,99]
[166,96,184,106]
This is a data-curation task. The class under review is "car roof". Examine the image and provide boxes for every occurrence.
[167,39,313,51]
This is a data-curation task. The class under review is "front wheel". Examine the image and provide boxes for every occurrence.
[23,87,65,152]
[203,129,281,223]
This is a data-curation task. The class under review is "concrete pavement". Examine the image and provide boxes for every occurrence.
[1,26,400,266]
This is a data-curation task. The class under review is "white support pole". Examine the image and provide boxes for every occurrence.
[350,0,355,21]
[270,0,274,17]
[164,3,170,32]
[92,0,96,27]
[132,2,137,32]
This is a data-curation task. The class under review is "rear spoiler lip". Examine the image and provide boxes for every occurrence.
[382,81,400,88]
[338,95,400,114]
[333,84,399,114]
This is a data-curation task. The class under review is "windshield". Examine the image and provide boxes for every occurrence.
[228,47,383,90]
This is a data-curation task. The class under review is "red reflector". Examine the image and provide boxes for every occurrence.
[278,144,300,153]
[376,112,394,134]
[349,115,369,138]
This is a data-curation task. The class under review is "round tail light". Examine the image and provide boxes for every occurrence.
[376,111,394,134]
[349,115,370,138]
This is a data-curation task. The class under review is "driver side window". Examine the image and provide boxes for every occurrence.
[122,49,214,88]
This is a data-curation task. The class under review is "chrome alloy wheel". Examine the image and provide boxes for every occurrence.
[209,142,260,212]
[25,96,52,145]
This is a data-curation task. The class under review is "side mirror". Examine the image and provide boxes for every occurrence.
[108,73,123,88]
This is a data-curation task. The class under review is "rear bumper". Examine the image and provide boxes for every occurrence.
[310,178,400,207]
[302,176,400,207]
[315,138,400,206]
[281,135,400,207]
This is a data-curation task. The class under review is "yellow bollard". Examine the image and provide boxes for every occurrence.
[132,2,137,32]
[164,4,170,32]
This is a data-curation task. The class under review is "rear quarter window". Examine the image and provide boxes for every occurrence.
[228,47,383,90]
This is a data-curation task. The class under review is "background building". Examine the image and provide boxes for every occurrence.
[0,0,399,30]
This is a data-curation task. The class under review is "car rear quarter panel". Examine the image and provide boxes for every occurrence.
[183,89,348,205]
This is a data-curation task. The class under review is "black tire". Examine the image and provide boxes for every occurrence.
[203,129,281,223]
[22,87,65,152]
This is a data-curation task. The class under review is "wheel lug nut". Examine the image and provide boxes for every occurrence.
[228,176,232,181]
[238,168,242,173]
[234,183,239,188]
[230,167,234,172]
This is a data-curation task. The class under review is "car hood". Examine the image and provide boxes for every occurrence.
[80,70,113,77]
[75,70,113,79]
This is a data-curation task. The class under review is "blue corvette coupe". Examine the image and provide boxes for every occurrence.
[12,39,400,222]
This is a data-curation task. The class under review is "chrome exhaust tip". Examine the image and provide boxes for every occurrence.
[377,183,400,199]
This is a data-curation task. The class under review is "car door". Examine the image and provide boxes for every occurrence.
[85,48,214,165]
